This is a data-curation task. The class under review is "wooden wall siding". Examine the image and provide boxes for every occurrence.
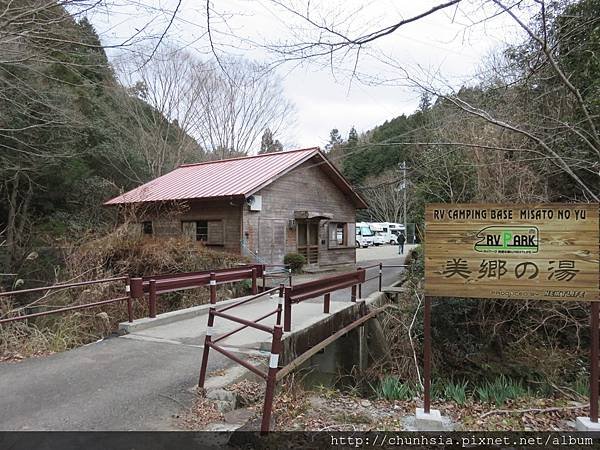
[243,160,357,266]
[145,200,243,253]
[207,220,224,245]
[152,218,181,237]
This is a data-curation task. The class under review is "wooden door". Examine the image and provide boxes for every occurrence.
[297,220,319,265]
[258,218,287,264]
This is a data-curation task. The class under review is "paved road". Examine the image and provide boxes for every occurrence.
[0,251,408,431]
[357,243,416,262]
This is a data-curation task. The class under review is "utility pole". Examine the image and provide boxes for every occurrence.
[401,161,407,230]
[398,161,411,243]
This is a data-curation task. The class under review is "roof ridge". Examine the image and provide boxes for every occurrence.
[179,147,320,168]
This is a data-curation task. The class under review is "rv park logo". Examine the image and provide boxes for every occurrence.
[474,226,539,254]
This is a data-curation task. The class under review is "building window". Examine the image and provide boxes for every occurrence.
[182,220,224,245]
[328,222,355,248]
[196,220,208,241]
[336,223,346,245]
[142,221,153,235]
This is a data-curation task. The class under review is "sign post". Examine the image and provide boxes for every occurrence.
[423,295,432,414]
[423,203,599,430]
[591,302,599,423]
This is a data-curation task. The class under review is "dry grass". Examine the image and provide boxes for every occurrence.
[270,385,585,431]
[0,311,111,362]
[226,380,263,407]
[271,376,311,430]
[179,392,224,429]
[68,226,246,278]
[0,229,248,361]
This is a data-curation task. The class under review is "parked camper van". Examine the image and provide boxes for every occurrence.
[387,223,406,242]
[368,223,387,246]
[355,222,374,248]
[368,222,401,245]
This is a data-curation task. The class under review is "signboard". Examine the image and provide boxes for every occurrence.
[425,203,599,301]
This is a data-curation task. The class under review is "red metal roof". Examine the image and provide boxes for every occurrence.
[104,147,367,208]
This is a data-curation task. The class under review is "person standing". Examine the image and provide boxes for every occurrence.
[398,232,406,255]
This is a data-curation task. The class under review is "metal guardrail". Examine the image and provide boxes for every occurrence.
[0,265,268,325]
[129,264,265,319]
[0,277,131,325]
[359,262,408,294]
[1,260,408,434]
[198,284,284,434]
[282,269,366,332]
[138,264,264,292]
[261,264,292,289]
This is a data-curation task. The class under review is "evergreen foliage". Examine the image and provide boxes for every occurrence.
[0,7,201,276]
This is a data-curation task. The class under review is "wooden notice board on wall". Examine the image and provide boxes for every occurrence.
[425,203,599,301]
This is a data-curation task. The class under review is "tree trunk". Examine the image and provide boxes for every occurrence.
[4,172,19,274]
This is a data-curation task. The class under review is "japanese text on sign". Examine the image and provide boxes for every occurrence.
[425,204,599,301]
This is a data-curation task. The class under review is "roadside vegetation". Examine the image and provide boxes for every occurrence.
[184,372,588,431]
[319,0,599,422]
[0,226,247,361]
[392,247,589,393]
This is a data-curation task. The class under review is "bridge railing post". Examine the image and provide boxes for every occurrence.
[261,325,283,434]
[198,307,215,389]
[351,284,357,302]
[251,267,258,295]
[130,277,144,321]
[324,293,330,313]
[209,272,217,304]
[125,276,133,323]
[283,287,292,332]
[357,267,362,299]
[276,283,284,326]
[148,279,157,318]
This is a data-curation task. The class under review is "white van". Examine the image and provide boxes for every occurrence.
[369,222,400,245]
[388,223,406,242]
[368,223,387,246]
[355,222,374,248]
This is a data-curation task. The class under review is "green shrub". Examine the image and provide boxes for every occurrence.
[430,379,443,399]
[476,375,528,406]
[284,252,306,273]
[374,376,414,401]
[443,379,469,405]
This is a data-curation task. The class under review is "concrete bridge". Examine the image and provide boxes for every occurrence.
[0,253,407,431]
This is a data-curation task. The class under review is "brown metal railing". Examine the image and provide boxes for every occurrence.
[282,269,366,332]
[198,284,284,434]
[0,276,131,325]
[0,276,128,297]
[0,264,267,325]
[129,264,265,319]
[197,262,407,432]
[1,261,407,433]
[261,264,292,291]
[359,262,408,294]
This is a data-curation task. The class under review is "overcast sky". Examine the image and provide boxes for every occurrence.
[87,0,522,150]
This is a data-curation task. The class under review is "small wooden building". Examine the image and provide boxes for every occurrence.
[105,148,368,267]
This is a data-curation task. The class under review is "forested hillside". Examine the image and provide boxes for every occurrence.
[336,0,599,228]
[0,5,203,280]
[0,3,292,283]
[328,0,599,392]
